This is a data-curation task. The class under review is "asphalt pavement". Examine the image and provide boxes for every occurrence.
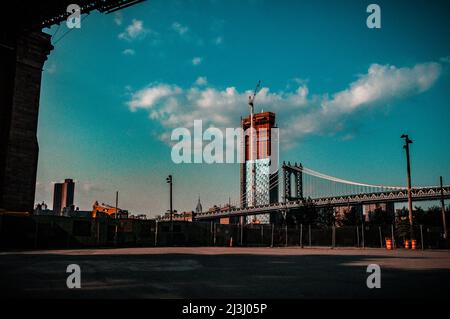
[1,247,449,298]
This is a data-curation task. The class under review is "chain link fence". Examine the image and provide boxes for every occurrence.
[0,214,449,249]
[154,222,450,249]
[155,222,450,249]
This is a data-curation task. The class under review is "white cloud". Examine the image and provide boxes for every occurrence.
[440,56,450,64]
[80,181,104,193]
[192,57,203,66]
[324,62,441,113]
[126,60,443,148]
[195,76,208,86]
[118,19,149,41]
[45,63,56,74]
[171,22,205,46]
[128,84,182,112]
[122,48,135,56]
[171,22,189,35]
[114,12,123,26]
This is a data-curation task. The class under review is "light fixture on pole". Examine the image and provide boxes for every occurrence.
[401,134,414,240]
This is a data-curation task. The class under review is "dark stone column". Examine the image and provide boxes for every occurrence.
[0,31,53,213]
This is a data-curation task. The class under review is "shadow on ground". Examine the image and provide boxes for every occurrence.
[0,251,449,299]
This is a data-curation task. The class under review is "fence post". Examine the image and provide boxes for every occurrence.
[332,226,335,248]
[34,219,39,249]
[356,225,360,247]
[378,226,383,248]
[210,221,213,246]
[155,220,158,247]
[361,224,365,249]
[261,224,264,246]
[240,221,244,246]
[308,224,312,247]
[66,231,70,248]
[420,224,424,250]
[391,224,395,249]
[271,224,274,247]
[97,219,100,245]
[285,225,288,247]
[300,224,303,248]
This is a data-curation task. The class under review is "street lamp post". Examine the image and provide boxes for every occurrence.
[401,134,414,238]
[166,175,173,243]
[114,190,119,246]
[440,176,448,239]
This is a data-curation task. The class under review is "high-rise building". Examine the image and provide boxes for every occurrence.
[363,202,395,222]
[53,183,62,215]
[53,178,75,216]
[195,196,203,215]
[240,111,278,224]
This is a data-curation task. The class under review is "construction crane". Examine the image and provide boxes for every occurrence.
[248,80,262,114]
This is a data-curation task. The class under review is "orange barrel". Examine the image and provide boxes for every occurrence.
[411,239,417,250]
[405,240,410,249]
[386,239,392,250]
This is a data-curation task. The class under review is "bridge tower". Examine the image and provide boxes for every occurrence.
[282,162,291,203]
[294,163,303,200]
[282,162,303,202]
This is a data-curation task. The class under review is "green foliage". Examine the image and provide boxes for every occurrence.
[369,207,391,225]
[396,217,412,240]
[341,206,363,226]
[396,205,447,227]
[316,205,335,228]
[289,199,318,225]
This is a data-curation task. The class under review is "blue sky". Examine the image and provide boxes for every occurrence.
[37,0,450,216]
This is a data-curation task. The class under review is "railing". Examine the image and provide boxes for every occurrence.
[195,186,450,219]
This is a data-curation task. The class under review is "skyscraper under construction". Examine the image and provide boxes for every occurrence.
[240,111,279,224]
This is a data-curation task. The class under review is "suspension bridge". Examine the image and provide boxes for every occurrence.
[195,162,450,220]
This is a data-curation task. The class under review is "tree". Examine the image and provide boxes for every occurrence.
[316,205,335,228]
[341,206,363,226]
[369,207,392,225]
[397,206,444,227]
[289,199,318,226]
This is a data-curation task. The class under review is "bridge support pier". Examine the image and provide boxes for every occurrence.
[0,31,53,213]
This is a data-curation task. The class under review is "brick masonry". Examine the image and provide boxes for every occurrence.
[0,31,53,213]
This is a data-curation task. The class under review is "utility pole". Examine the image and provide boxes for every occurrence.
[401,134,414,238]
[166,175,173,243]
[440,176,448,239]
[114,190,119,246]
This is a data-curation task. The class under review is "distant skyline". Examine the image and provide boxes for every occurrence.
[36,0,450,216]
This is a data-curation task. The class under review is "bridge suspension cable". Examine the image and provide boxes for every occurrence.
[289,165,407,191]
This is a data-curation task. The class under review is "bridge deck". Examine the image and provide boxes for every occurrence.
[195,186,450,220]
